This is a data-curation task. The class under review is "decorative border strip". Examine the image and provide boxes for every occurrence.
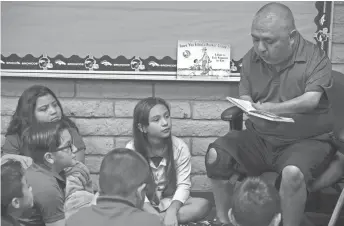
[314,1,332,54]
[0,1,330,77]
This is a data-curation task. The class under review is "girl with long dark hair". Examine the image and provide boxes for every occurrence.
[126,97,211,226]
[2,85,85,162]
[1,85,95,220]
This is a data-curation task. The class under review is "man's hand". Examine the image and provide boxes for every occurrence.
[252,101,278,113]
[247,101,280,127]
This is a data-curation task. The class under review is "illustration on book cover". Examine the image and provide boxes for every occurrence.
[177,40,231,79]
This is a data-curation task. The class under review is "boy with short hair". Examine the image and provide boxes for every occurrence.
[67,148,162,226]
[228,177,281,226]
[1,160,34,226]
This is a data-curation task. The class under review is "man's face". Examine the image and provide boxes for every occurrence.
[251,17,294,65]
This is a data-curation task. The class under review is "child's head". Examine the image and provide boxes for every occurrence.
[133,97,172,142]
[99,148,150,208]
[1,160,34,215]
[132,97,176,197]
[229,177,281,226]
[22,121,77,171]
[6,85,76,136]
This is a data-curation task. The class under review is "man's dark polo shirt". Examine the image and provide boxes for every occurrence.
[18,163,66,226]
[66,196,162,226]
[239,31,333,146]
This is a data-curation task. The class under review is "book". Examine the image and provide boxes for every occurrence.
[177,40,231,80]
[226,97,295,123]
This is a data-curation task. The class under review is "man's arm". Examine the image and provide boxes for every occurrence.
[252,91,323,114]
[241,88,323,115]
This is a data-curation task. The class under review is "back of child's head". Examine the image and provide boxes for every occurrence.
[99,148,150,197]
[231,177,281,226]
[6,85,77,137]
[21,121,69,164]
[1,160,25,215]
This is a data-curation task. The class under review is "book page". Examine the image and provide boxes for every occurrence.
[226,97,256,112]
[226,97,295,123]
[248,110,295,123]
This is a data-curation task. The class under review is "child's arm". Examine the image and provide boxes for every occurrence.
[143,202,160,216]
[1,154,33,169]
[170,139,192,204]
[65,161,93,197]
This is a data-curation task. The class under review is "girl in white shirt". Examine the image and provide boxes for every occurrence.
[126,97,211,226]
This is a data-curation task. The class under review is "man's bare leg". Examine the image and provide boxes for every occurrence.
[310,152,344,192]
[280,165,307,226]
[211,178,235,224]
[206,147,237,224]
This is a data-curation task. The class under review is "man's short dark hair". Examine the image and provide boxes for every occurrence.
[232,177,281,226]
[99,148,150,197]
[1,160,25,215]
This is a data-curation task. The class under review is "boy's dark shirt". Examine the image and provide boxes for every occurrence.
[1,215,21,226]
[18,163,66,226]
[66,196,162,226]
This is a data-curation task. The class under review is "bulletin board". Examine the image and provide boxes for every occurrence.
[0,1,332,81]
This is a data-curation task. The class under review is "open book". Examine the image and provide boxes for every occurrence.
[226,97,295,123]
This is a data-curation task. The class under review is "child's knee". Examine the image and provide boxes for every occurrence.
[191,198,212,216]
[199,198,212,213]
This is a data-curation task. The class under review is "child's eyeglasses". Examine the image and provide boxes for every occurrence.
[56,143,76,154]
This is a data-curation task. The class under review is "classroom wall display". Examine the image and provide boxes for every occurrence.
[0,1,332,78]
[177,40,232,80]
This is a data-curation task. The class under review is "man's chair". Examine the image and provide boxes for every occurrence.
[220,70,344,226]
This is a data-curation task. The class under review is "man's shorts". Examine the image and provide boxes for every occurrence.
[207,124,336,188]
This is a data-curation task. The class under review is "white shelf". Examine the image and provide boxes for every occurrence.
[0,70,241,82]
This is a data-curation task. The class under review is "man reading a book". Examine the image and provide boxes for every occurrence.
[205,2,344,226]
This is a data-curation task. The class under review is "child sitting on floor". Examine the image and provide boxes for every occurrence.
[126,97,211,226]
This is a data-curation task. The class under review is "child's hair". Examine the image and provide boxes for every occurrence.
[99,148,150,197]
[6,85,78,137]
[21,121,70,164]
[1,160,25,216]
[132,97,176,198]
[232,177,281,226]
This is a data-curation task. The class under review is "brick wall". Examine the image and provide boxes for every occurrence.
[1,77,239,191]
[332,2,344,73]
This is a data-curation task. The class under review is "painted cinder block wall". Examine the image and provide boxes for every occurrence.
[1,77,239,192]
[332,2,344,74]
[1,2,344,192]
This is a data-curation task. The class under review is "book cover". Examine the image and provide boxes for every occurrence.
[177,40,231,80]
